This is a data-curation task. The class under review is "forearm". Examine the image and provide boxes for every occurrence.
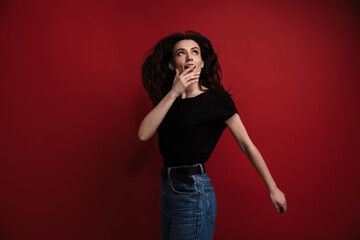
[138,90,178,141]
[243,144,277,192]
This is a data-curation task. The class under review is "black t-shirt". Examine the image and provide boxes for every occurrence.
[158,89,238,167]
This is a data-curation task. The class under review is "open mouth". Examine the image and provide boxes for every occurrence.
[185,64,195,69]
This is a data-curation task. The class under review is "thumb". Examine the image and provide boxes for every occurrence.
[174,69,179,79]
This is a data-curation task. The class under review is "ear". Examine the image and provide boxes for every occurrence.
[168,62,174,70]
[201,60,204,69]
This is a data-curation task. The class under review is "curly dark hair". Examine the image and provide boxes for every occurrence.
[142,30,227,106]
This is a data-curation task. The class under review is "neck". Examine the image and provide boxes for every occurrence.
[180,83,207,99]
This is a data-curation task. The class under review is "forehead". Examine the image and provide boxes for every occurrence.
[173,39,200,51]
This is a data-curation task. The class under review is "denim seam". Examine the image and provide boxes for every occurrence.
[205,186,216,224]
[195,192,200,240]
[170,179,199,195]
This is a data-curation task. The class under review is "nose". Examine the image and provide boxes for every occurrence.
[186,52,193,61]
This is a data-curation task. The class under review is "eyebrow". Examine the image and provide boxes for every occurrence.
[174,47,200,53]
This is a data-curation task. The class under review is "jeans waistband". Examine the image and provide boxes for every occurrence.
[161,163,206,185]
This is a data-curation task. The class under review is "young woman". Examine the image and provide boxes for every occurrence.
[138,31,287,240]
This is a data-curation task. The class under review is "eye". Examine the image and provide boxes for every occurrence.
[192,50,199,55]
[177,51,184,56]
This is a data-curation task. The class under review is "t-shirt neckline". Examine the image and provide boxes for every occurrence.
[176,89,213,101]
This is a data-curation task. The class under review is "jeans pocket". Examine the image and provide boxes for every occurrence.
[170,179,199,195]
[205,187,217,224]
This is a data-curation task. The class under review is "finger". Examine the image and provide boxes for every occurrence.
[184,72,200,82]
[185,77,200,84]
[179,65,196,76]
[186,79,199,86]
[174,69,179,79]
[279,200,287,214]
[279,206,285,214]
[185,75,200,83]
[272,201,280,213]
[280,203,287,213]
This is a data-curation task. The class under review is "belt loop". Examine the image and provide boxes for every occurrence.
[167,167,172,179]
[199,163,204,176]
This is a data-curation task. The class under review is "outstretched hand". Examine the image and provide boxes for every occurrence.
[269,187,287,214]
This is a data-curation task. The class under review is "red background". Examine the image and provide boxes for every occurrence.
[1,0,359,239]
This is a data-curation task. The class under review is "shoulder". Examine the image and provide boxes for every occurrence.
[206,88,232,95]
[207,89,235,101]
[202,89,237,114]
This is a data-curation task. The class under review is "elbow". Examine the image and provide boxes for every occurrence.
[138,129,151,141]
[243,143,256,156]
[138,135,147,142]
[239,141,256,155]
[138,120,156,141]
[138,131,148,141]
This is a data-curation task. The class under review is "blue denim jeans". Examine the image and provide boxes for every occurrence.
[161,163,217,240]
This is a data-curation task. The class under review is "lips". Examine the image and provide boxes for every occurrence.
[184,64,195,69]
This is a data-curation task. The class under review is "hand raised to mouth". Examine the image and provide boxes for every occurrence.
[170,66,200,98]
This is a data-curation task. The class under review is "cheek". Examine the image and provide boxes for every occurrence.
[173,57,185,66]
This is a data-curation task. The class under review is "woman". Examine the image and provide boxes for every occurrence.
[138,31,287,240]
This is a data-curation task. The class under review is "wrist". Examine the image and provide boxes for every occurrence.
[168,90,180,99]
[268,184,278,193]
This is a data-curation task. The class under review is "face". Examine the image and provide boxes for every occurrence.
[170,39,204,74]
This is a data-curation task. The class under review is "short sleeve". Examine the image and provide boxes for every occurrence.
[214,91,238,122]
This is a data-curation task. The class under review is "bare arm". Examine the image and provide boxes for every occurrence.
[225,113,287,214]
[138,66,200,141]
[138,90,178,141]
